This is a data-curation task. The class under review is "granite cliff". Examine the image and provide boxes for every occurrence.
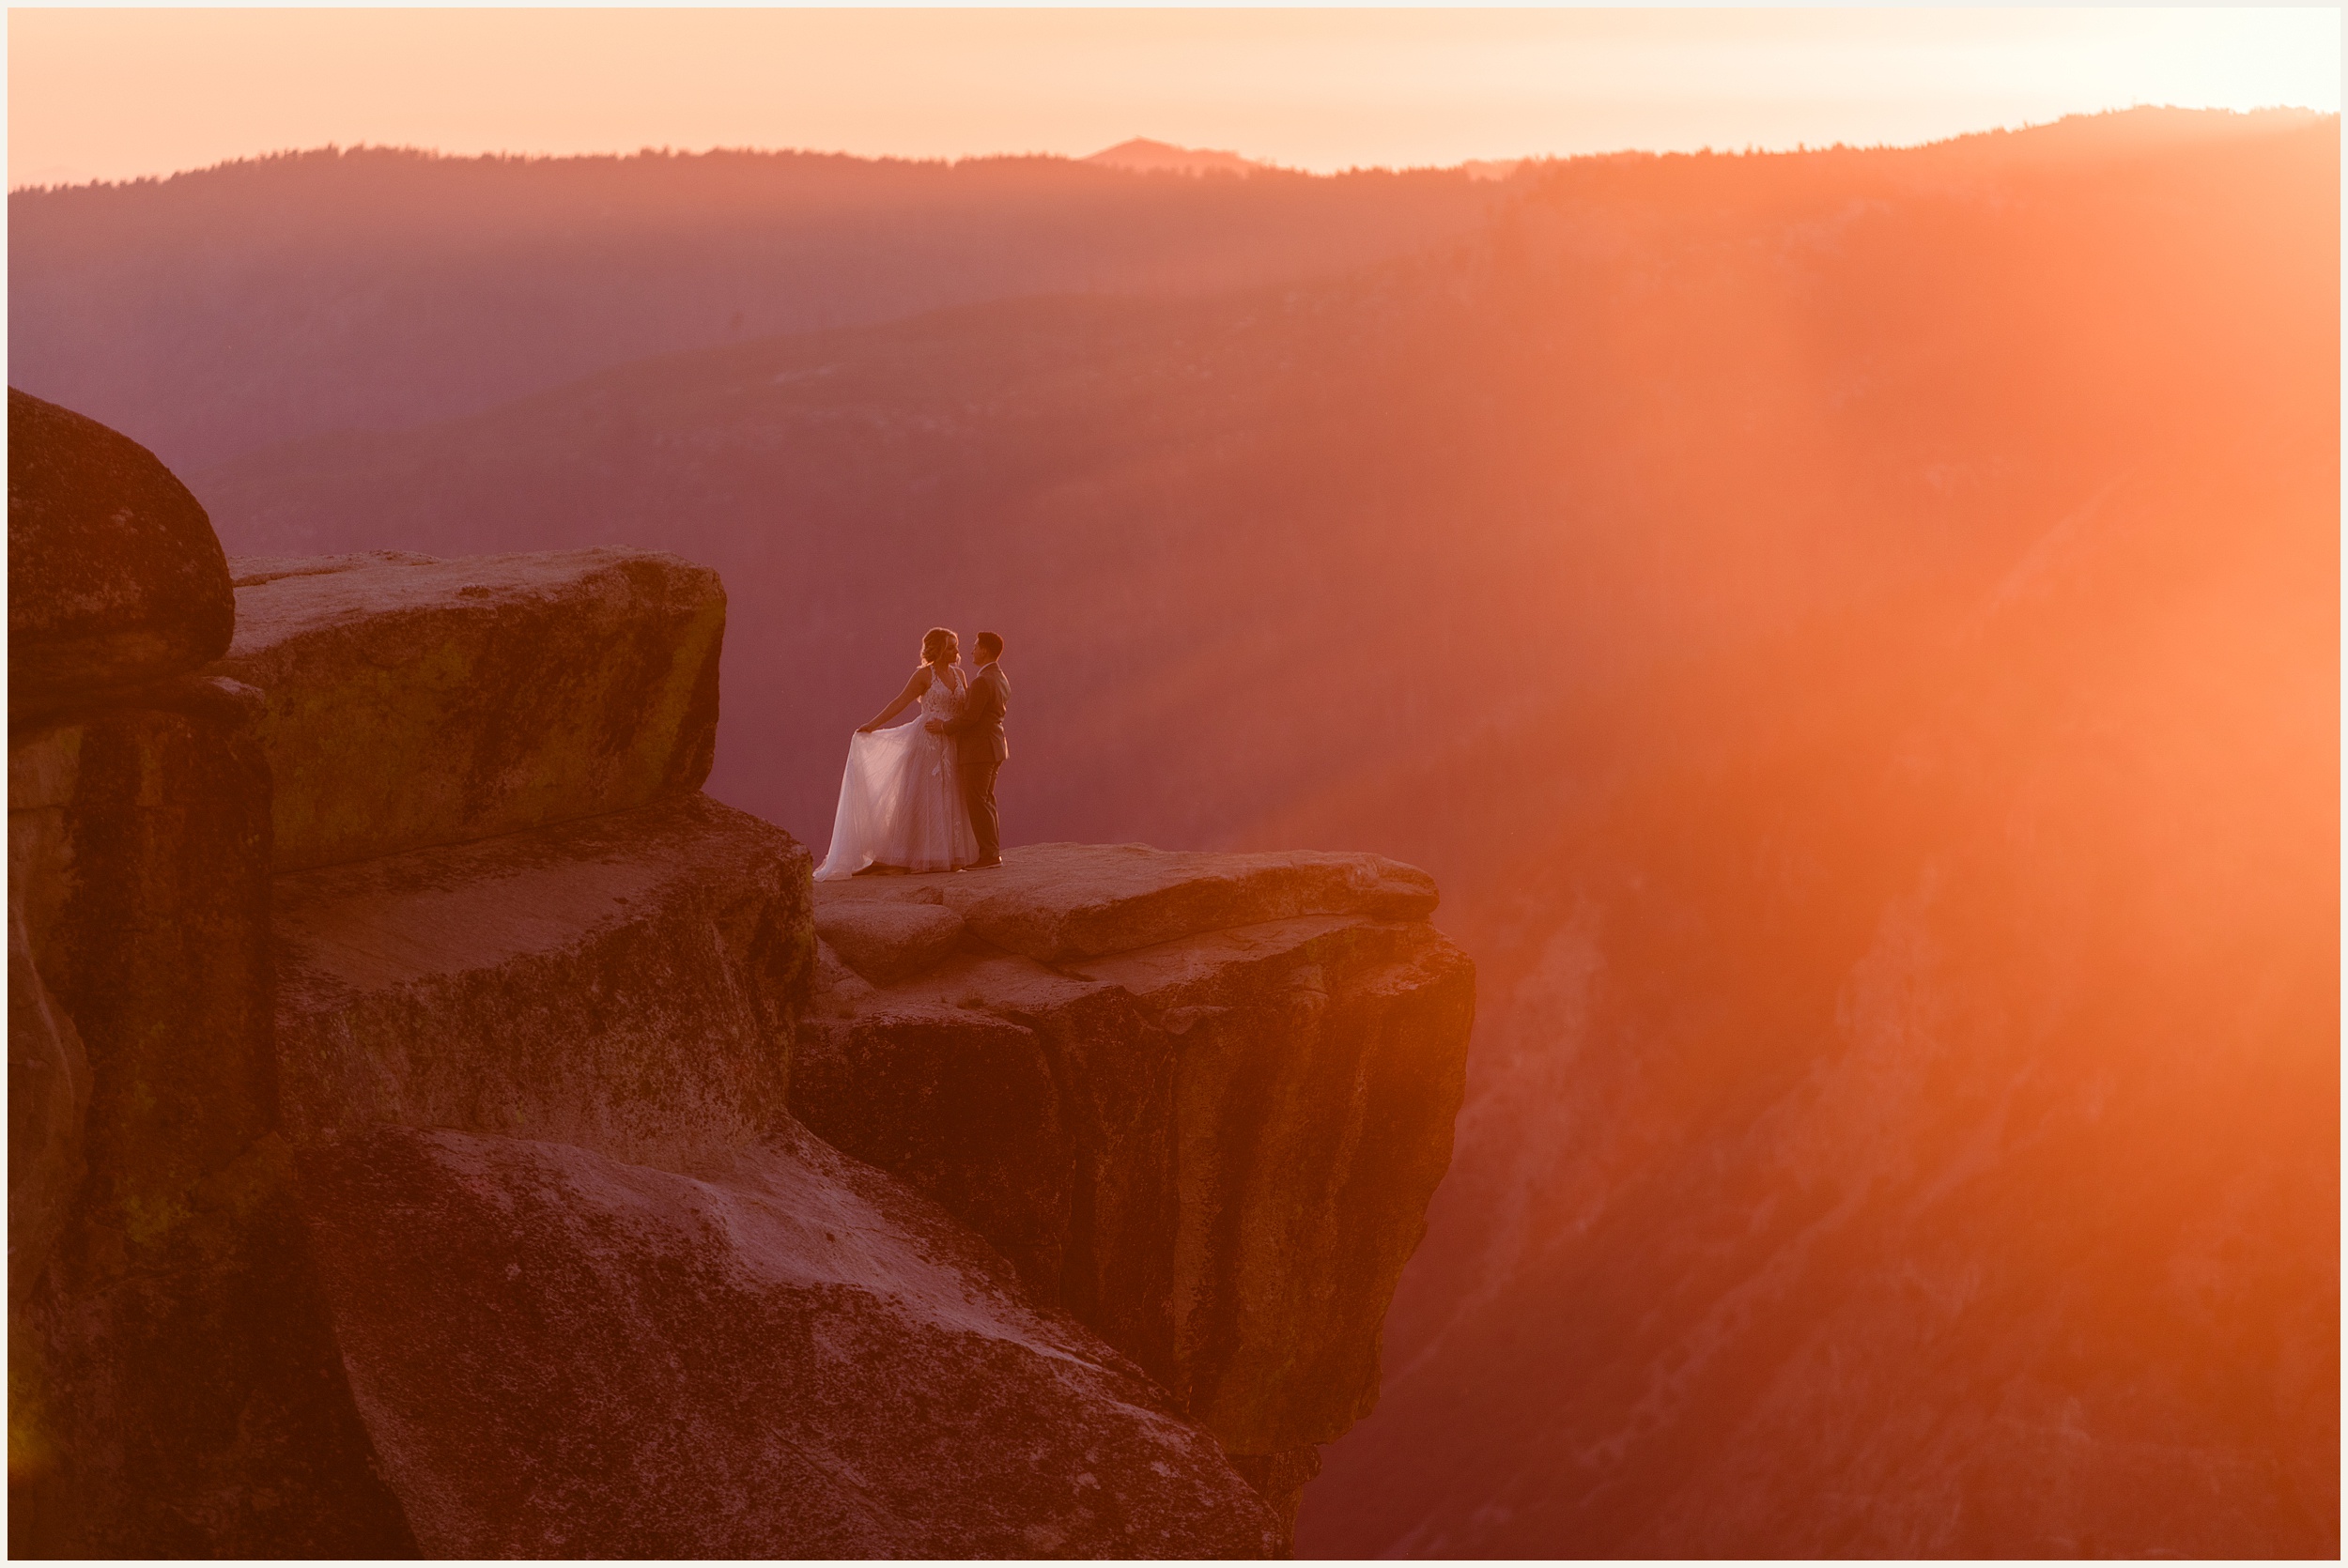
[7,389,1474,1556]
[797,849,1474,1529]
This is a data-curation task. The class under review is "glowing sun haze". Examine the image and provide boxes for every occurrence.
[8,7,2340,190]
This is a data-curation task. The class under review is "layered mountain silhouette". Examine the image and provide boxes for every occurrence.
[8,146,1521,474]
[14,106,2338,1555]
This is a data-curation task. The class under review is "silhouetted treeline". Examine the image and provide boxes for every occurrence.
[8,145,1524,471]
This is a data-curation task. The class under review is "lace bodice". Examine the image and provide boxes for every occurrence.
[918,669,965,723]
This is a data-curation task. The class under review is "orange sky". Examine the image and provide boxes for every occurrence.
[8,7,2341,189]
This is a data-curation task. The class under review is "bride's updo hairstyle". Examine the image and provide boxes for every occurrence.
[920,626,957,667]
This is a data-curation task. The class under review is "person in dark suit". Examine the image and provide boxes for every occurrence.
[929,630,1008,868]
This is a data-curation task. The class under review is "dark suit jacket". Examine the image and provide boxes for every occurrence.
[943,662,1009,764]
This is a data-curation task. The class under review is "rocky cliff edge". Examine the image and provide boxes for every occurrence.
[799,845,1475,1528]
[7,389,1474,1557]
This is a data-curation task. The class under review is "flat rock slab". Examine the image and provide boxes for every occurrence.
[301,1121,1282,1559]
[273,792,812,1172]
[813,899,967,984]
[814,841,1439,964]
[8,391,234,711]
[210,547,723,871]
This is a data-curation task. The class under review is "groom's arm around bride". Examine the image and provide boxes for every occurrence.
[929,631,1008,868]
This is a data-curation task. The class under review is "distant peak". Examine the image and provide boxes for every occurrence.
[1086,138,1265,176]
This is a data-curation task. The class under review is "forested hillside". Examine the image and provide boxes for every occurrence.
[35,106,2341,1555]
[8,146,1522,471]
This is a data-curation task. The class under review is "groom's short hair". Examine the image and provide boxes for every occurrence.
[975,631,1004,658]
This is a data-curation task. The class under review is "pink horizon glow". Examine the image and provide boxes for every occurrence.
[8,8,2340,191]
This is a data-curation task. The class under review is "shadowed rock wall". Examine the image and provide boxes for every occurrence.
[7,390,235,713]
[7,392,412,1556]
[795,845,1477,1545]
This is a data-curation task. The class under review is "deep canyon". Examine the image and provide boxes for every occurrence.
[9,108,2339,1554]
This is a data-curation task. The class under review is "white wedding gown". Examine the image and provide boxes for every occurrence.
[812,669,981,880]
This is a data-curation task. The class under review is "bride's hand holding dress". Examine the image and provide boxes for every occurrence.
[814,650,982,881]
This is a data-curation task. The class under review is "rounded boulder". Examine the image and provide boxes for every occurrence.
[8,389,234,708]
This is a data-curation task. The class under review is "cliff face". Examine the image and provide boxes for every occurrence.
[271,792,810,1167]
[7,392,1474,1556]
[796,847,1475,1534]
[8,392,409,1556]
[214,549,723,872]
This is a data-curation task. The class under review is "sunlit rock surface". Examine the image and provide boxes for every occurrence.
[274,792,812,1168]
[795,843,1476,1544]
[304,1122,1282,1559]
[853,840,1444,962]
[210,548,722,870]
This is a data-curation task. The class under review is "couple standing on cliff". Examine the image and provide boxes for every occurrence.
[813,627,1010,881]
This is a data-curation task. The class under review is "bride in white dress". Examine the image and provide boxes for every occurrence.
[813,626,981,880]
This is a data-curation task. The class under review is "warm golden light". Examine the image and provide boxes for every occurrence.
[6,8,2336,1560]
[7,7,2340,188]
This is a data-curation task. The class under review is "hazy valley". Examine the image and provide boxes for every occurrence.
[14,111,2337,1554]
[9,145,1523,473]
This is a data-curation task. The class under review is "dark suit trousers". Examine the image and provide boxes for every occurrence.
[959,754,1001,863]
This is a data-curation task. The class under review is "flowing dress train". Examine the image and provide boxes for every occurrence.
[812,669,980,880]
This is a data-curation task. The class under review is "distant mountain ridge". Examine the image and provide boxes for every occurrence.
[21,105,2340,1558]
[8,143,1520,472]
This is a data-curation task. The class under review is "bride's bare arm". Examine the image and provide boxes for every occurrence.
[857,668,931,733]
